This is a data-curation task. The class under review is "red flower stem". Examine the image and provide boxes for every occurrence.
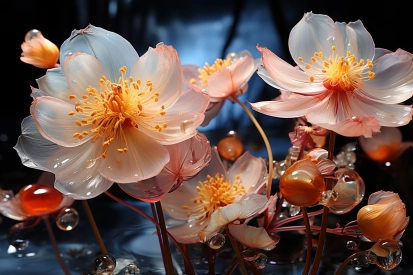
[207,246,215,275]
[181,244,195,275]
[334,250,369,275]
[229,234,249,275]
[155,201,174,274]
[301,207,312,275]
[42,215,71,275]
[272,209,324,229]
[81,200,108,255]
[309,131,336,275]
[150,202,168,274]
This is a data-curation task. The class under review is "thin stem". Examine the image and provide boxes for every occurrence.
[150,203,168,274]
[42,216,71,275]
[301,207,312,275]
[155,201,175,275]
[229,234,249,275]
[309,131,336,275]
[182,244,195,275]
[103,191,194,273]
[334,250,369,275]
[207,247,215,275]
[81,200,108,254]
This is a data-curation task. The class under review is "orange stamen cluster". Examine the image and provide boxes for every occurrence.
[196,58,233,87]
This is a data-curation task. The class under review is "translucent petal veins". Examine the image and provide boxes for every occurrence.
[67,66,167,161]
[298,47,375,93]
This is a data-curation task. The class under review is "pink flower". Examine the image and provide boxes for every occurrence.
[183,51,258,126]
[250,12,413,138]
[118,132,212,202]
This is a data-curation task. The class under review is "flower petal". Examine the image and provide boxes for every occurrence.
[228,224,277,250]
[316,116,381,138]
[60,24,139,81]
[99,126,169,183]
[35,68,72,102]
[165,217,209,244]
[30,96,92,147]
[289,12,344,68]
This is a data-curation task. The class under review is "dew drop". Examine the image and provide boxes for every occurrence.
[85,159,96,169]
[123,263,140,274]
[94,254,116,274]
[350,254,370,271]
[288,204,300,216]
[368,239,402,270]
[242,249,258,261]
[24,29,40,43]
[207,233,226,250]
[226,52,239,62]
[346,240,358,251]
[56,207,79,231]
[1,189,13,201]
[252,253,268,269]
[63,50,75,60]
[8,222,30,250]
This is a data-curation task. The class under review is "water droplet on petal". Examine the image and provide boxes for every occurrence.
[56,207,79,231]
[85,159,96,169]
[252,253,268,269]
[350,254,370,270]
[25,29,40,43]
[123,263,140,274]
[368,239,402,270]
[346,240,358,251]
[207,233,226,250]
[8,222,31,250]
[94,254,116,274]
[225,52,239,62]
[242,249,258,261]
[64,50,74,60]
[180,120,195,134]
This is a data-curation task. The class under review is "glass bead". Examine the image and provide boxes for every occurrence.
[346,240,358,251]
[350,254,370,270]
[8,222,30,250]
[207,233,226,249]
[217,136,243,161]
[279,159,325,207]
[273,160,287,179]
[322,168,365,214]
[123,263,140,274]
[20,184,64,216]
[56,207,79,231]
[252,253,268,269]
[226,52,239,62]
[94,254,117,274]
[24,29,40,43]
[368,239,402,270]
[242,249,258,261]
[288,204,300,216]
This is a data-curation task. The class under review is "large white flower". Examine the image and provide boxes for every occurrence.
[15,25,209,200]
[161,147,268,244]
[251,12,413,138]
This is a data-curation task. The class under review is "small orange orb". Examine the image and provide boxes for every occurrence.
[20,184,64,216]
[217,136,244,161]
[279,159,325,207]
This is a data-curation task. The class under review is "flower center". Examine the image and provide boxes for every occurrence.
[192,58,233,87]
[68,66,167,161]
[298,46,375,93]
[184,173,246,217]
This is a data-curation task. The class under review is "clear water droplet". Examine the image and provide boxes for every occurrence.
[56,207,79,231]
[8,222,30,250]
[123,263,140,274]
[368,239,402,270]
[346,240,358,251]
[225,52,239,62]
[0,189,13,201]
[288,204,300,216]
[350,254,370,270]
[64,50,74,60]
[93,254,116,274]
[242,249,257,261]
[180,120,195,134]
[252,253,268,269]
[207,233,226,249]
[273,160,287,178]
[25,29,40,43]
[85,159,96,169]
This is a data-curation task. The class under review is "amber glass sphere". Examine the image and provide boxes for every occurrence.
[217,136,244,161]
[20,184,64,216]
[279,159,326,207]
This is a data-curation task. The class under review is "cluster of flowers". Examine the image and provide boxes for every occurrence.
[2,11,413,274]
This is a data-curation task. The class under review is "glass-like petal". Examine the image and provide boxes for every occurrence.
[228,224,277,250]
[30,96,92,147]
[316,116,381,138]
[99,126,169,183]
[54,174,113,200]
[289,12,344,69]
[60,24,139,81]
[335,20,374,61]
[166,89,209,114]
[35,68,72,102]
[165,217,209,244]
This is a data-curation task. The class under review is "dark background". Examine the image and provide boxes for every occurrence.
[3,1,413,274]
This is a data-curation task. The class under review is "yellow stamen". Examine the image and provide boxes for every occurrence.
[197,57,233,87]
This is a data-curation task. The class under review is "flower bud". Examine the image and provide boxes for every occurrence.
[357,191,408,242]
[20,29,59,69]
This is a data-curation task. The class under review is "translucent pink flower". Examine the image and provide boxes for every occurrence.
[15,25,209,200]
[250,12,413,138]
[118,132,212,202]
[161,147,268,243]
[183,51,258,125]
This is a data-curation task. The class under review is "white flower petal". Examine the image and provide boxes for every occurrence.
[165,217,209,244]
[99,126,169,183]
[166,89,209,114]
[54,175,113,200]
[335,20,374,60]
[228,224,277,250]
[35,68,72,102]
[289,12,344,68]
[30,96,92,147]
